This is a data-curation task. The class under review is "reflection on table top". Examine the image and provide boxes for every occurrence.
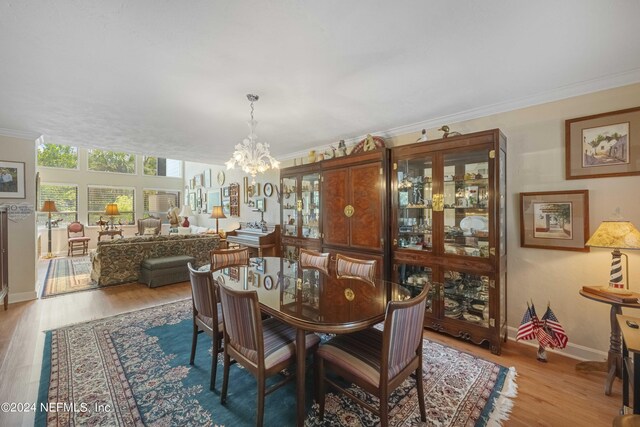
[200,256,412,334]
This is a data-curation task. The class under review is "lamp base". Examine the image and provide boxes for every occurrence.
[43,253,56,259]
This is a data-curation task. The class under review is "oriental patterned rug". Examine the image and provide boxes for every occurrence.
[36,299,517,426]
[40,256,97,298]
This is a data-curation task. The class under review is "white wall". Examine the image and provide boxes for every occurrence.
[0,134,37,303]
[184,161,280,231]
[382,83,640,359]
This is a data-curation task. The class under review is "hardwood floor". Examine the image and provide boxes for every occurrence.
[0,278,621,426]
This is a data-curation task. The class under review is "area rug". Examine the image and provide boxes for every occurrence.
[36,299,517,426]
[41,256,97,298]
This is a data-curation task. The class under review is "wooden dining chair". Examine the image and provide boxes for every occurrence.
[218,284,320,427]
[316,284,430,427]
[335,253,377,285]
[67,221,91,256]
[299,248,330,275]
[187,263,224,391]
[210,247,250,271]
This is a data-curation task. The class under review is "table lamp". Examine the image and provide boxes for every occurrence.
[586,219,640,292]
[210,206,226,234]
[104,203,120,230]
[41,200,58,259]
[179,205,193,227]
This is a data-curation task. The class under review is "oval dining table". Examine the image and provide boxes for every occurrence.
[202,256,412,427]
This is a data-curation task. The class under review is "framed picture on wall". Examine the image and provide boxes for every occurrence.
[520,190,590,251]
[566,106,640,179]
[204,169,212,188]
[0,160,25,199]
[207,190,221,212]
[189,192,196,211]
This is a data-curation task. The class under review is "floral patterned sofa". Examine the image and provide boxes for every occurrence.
[90,234,220,286]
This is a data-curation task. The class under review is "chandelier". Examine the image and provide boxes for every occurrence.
[225,94,280,182]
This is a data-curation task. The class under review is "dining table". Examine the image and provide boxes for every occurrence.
[202,256,413,427]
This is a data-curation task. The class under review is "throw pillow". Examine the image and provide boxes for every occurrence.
[143,227,156,235]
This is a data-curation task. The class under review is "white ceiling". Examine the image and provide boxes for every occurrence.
[1,1,640,164]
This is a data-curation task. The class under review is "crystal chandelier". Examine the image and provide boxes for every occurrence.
[225,94,280,183]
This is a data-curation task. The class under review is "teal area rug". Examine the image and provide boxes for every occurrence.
[41,256,97,298]
[36,299,517,426]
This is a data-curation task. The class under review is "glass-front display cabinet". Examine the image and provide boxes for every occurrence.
[391,129,507,354]
[280,164,322,259]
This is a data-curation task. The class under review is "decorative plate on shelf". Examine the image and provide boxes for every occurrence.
[460,215,488,232]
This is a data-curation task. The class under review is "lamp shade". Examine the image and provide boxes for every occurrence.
[210,206,226,219]
[40,200,58,213]
[179,205,193,217]
[105,203,120,216]
[586,221,640,249]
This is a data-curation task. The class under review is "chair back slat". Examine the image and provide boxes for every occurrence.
[188,263,217,319]
[218,284,262,364]
[299,248,330,274]
[384,284,430,379]
[335,253,376,284]
[210,247,250,272]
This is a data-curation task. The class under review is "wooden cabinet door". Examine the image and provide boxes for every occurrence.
[349,162,384,251]
[322,168,350,247]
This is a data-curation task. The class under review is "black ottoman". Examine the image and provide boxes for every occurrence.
[140,255,195,288]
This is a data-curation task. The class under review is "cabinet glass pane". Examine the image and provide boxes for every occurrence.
[282,177,298,237]
[301,173,320,239]
[443,270,489,328]
[499,149,506,256]
[397,157,433,251]
[396,264,434,313]
[443,150,489,258]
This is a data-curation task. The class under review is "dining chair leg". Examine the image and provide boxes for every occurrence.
[318,358,326,420]
[189,322,198,365]
[221,350,230,404]
[256,375,265,427]
[380,388,389,427]
[210,337,217,391]
[416,356,426,421]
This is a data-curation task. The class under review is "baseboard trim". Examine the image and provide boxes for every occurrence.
[8,290,37,304]
[506,326,606,362]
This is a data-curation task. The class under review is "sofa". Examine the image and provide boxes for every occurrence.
[90,234,221,286]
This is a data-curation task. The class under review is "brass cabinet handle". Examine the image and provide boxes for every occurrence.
[432,194,444,212]
[344,204,354,217]
[296,200,303,212]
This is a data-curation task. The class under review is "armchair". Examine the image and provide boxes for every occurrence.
[136,216,162,236]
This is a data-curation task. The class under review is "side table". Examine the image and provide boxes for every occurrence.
[98,229,124,242]
[578,289,640,395]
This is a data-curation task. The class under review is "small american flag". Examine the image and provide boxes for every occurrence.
[516,304,537,341]
[541,305,568,349]
[536,324,557,349]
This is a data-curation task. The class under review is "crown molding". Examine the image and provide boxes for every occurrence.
[279,68,640,161]
[0,127,41,140]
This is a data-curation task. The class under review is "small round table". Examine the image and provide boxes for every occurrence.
[578,289,640,395]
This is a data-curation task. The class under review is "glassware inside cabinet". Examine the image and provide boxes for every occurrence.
[396,157,433,251]
[443,270,489,327]
[442,150,490,258]
[281,177,298,237]
[301,173,320,239]
[396,264,434,313]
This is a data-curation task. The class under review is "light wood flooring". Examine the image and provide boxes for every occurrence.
[0,272,622,426]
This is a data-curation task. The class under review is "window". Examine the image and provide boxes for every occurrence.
[143,156,182,177]
[37,143,78,169]
[37,184,78,226]
[88,186,135,225]
[87,149,136,174]
[143,190,181,223]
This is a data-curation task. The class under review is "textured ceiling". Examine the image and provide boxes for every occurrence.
[1,1,640,164]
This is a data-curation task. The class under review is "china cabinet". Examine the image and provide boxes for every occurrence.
[280,163,322,261]
[391,129,507,354]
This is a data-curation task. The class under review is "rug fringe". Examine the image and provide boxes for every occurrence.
[486,367,518,427]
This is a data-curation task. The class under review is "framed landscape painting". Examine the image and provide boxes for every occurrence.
[520,190,589,251]
[0,160,25,199]
[566,106,640,179]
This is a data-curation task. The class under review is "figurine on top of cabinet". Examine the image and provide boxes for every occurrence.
[438,125,462,138]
